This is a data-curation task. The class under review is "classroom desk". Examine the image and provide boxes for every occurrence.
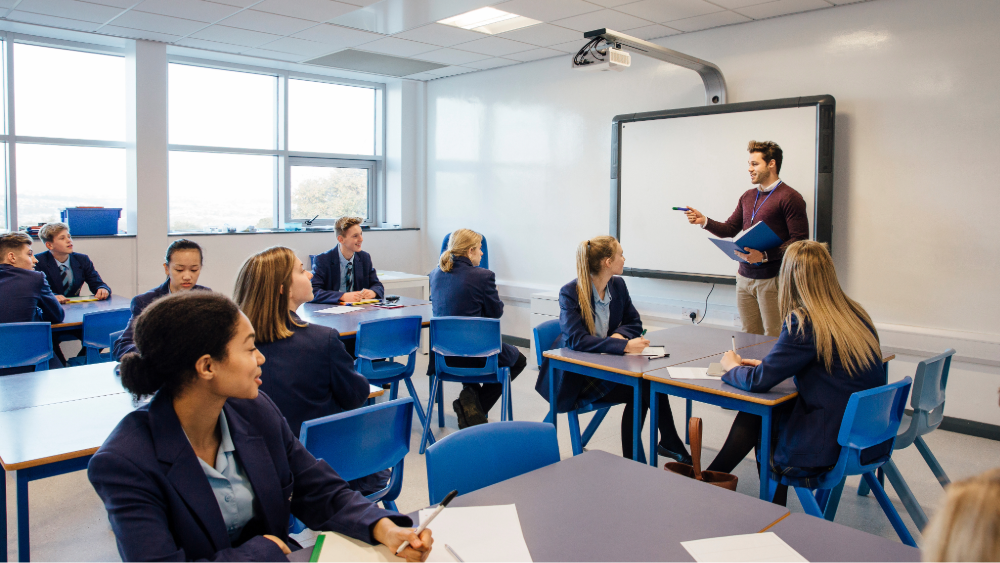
[51,295,130,330]
[296,297,433,338]
[0,363,385,562]
[541,325,775,461]
[377,271,429,301]
[770,513,921,561]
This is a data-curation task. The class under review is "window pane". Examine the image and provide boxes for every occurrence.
[169,151,274,232]
[290,165,368,221]
[16,144,126,232]
[0,143,6,231]
[289,79,374,155]
[169,64,275,150]
[14,44,125,141]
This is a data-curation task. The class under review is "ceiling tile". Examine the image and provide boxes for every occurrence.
[616,0,724,23]
[205,0,258,6]
[292,22,383,46]
[132,0,239,23]
[402,72,433,81]
[93,0,143,8]
[258,36,335,56]
[496,22,582,47]
[252,0,359,23]
[101,24,183,42]
[338,0,380,6]
[415,47,491,65]
[735,0,831,19]
[219,9,315,35]
[391,23,486,48]
[493,0,601,23]
[190,24,282,47]
[551,9,652,33]
[16,0,123,23]
[174,36,247,53]
[463,57,519,70]
[238,48,305,61]
[665,10,750,31]
[455,35,532,56]
[355,37,439,57]
[547,38,591,53]
[110,10,207,35]
[623,23,680,40]
[5,9,103,30]
[425,65,476,78]
[504,47,564,62]
[706,0,776,7]
[583,0,639,6]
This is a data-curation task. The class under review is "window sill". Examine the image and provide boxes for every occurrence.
[51,233,136,239]
[168,227,419,236]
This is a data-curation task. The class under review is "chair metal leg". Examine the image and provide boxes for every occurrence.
[685,399,692,445]
[914,436,951,487]
[419,377,440,454]
[500,378,509,422]
[815,488,832,512]
[581,408,610,448]
[862,471,918,547]
[403,378,430,441]
[857,477,871,496]
[793,487,825,518]
[437,380,445,428]
[823,477,846,521]
[389,381,399,400]
[17,471,28,562]
[2,469,7,563]
[882,459,929,531]
[567,411,584,456]
[384,500,399,512]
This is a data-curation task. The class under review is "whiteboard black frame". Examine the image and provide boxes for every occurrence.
[610,95,836,285]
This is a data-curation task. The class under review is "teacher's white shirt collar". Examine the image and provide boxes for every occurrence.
[758,179,781,193]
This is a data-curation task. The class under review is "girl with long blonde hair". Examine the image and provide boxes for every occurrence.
[534,235,689,462]
[706,240,886,505]
[923,468,1000,561]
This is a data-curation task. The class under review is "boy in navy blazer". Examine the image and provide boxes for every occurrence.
[0,232,64,374]
[311,216,384,305]
[34,222,111,303]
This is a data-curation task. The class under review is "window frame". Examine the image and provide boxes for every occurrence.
[166,56,385,233]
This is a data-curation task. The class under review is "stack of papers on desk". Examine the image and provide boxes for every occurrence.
[625,346,669,358]
[314,306,357,315]
[667,367,716,380]
[681,532,807,562]
[418,504,533,562]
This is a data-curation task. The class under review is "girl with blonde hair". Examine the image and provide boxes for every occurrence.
[706,240,887,505]
[923,468,1000,561]
[429,229,527,428]
[535,235,689,462]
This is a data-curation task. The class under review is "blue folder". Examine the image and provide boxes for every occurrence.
[709,221,784,264]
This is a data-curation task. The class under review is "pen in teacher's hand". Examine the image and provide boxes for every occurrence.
[672,207,690,211]
[732,336,736,353]
[396,489,458,554]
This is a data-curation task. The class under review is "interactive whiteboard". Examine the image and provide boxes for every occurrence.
[611,96,835,284]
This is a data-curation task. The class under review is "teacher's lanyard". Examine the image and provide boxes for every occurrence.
[750,181,780,224]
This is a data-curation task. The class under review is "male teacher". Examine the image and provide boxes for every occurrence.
[684,140,808,336]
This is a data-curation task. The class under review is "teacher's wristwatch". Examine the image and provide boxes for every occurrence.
[761,251,768,263]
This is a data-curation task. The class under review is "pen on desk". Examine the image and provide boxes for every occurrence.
[732,336,736,353]
[396,489,458,554]
[445,544,465,562]
[672,207,690,211]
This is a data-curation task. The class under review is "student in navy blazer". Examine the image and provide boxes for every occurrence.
[0,232,64,375]
[535,236,689,461]
[311,216,384,305]
[34,222,111,301]
[89,291,432,562]
[707,241,890,506]
[113,240,210,360]
[429,229,527,428]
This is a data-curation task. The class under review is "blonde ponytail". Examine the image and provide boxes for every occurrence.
[575,235,620,336]
[440,229,483,272]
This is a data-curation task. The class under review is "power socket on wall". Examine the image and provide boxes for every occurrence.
[681,308,701,323]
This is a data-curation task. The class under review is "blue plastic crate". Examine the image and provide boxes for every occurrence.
[60,208,122,236]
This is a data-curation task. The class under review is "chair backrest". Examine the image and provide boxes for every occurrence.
[356,316,422,360]
[431,317,501,377]
[82,308,132,349]
[309,254,317,270]
[441,233,489,270]
[425,421,559,505]
[909,349,955,432]
[299,398,414,502]
[0,322,53,371]
[834,377,912,478]
[532,319,561,366]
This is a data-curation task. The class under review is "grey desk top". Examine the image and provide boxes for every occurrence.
[54,294,131,327]
[0,362,125,412]
[296,297,433,336]
[542,325,775,377]
[770,513,921,562]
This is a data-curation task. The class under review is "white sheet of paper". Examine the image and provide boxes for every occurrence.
[626,346,667,357]
[315,306,357,315]
[313,531,397,562]
[707,362,727,376]
[667,367,716,380]
[681,532,807,562]
[418,504,533,562]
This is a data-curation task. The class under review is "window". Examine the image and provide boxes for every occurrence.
[3,41,128,233]
[167,61,383,233]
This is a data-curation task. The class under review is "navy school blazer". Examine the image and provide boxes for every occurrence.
[256,312,371,438]
[534,277,643,413]
[428,256,520,370]
[34,251,111,298]
[112,280,211,360]
[723,316,891,469]
[0,264,65,325]
[311,247,384,305]
[87,390,410,562]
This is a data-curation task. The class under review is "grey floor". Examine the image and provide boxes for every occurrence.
[6,347,998,561]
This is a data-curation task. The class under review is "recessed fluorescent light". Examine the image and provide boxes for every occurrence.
[439,7,541,35]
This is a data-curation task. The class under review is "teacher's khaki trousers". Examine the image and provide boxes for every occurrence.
[736,274,782,337]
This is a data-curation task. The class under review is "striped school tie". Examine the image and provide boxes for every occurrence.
[345,261,354,292]
[60,264,71,294]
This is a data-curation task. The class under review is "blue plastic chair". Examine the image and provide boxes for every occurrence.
[852,349,956,531]
[0,323,53,372]
[535,319,614,456]
[441,233,489,270]
[354,316,428,431]
[425,421,559,505]
[299,397,414,512]
[419,317,512,454]
[767,377,916,547]
[75,309,131,364]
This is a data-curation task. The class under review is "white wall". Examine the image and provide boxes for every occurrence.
[425,0,1000,349]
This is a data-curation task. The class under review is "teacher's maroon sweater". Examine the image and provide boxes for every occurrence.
[705,182,809,280]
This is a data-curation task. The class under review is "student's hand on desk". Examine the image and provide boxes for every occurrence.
[373,518,433,562]
[610,333,627,340]
[721,350,742,371]
[95,288,110,300]
[340,291,364,303]
[741,359,762,367]
[685,206,706,226]
[359,288,377,299]
[263,535,291,555]
[624,337,650,354]
[56,294,69,304]
[734,247,764,264]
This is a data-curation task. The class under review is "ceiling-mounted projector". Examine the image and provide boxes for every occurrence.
[572,44,631,72]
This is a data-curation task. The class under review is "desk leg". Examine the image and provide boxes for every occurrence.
[15,472,27,563]
[2,471,7,563]
[759,409,772,501]
[649,387,659,467]
[545,363,556,430]
[632,381,642,462]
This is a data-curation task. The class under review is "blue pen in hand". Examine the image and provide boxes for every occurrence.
[672,207,690,211]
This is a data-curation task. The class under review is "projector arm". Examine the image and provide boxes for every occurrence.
[584,28,727,105]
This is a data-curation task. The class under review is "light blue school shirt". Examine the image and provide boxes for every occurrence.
[336,245,355,292]
[55,255,73,293]
[191,410,257,543]
[592,282,612,340]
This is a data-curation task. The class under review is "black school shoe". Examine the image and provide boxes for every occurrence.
[452,399,469,429]
[458,387,489,427]
[657,444,693,466]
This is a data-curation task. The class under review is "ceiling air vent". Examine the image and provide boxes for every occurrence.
[303,50,446,77]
